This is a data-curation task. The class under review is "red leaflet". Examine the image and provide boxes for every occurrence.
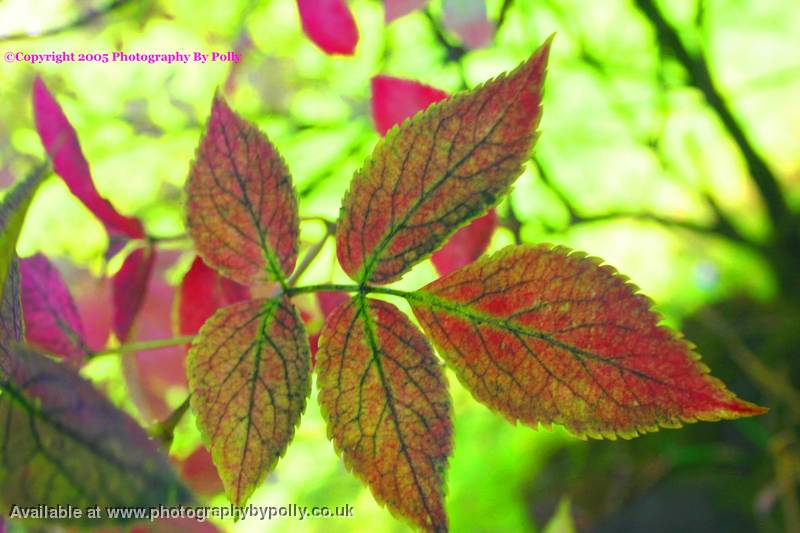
[410,245,767,439]
[175,256,250,336]
[32,78,145,246]
[20,254,87,361]
[442,0,494,49]
[112,246,156,341]
[431,209,497,276]
[317,297,452,531]
[186,97,299,286]
[370,75,449,135]
[338,41,550,283]
[297,0,359,56]
[384,0,429,23]
[370,77,496,275]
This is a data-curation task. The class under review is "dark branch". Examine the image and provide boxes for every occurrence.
[532,157,754,245]
[632,0,790,234]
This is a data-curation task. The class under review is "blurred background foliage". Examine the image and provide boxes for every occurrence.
[1,0,799,531]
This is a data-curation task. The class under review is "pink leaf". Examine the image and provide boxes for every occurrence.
[384,0,428,23]
[122,252,185,421]
[32,78,146,248]
[20,254,87,361]
[442,0,494,49]
[297,0,359,55]
[112,246,155,341]
[370,75,449,135]
[431,209,497,276]
[175,256,250,337]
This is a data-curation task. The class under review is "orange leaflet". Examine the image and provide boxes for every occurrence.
[316,297,451,532]
[409,245,766,439]
[186,97,299,286]
[336,39,550,284]
[187,297,311,506]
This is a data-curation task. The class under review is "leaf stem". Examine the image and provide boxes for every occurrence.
[86,335,195,360]
[150,394,192,446]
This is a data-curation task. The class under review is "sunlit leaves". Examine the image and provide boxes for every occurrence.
[186,97,299,286]
[0,345,191,521]
[187,297,311,506]
[20,254,87,361]
[317,297,451,532]
[410,245,767,439]
[297,0,359,56]
[337,41,550,284]
[32,78,145,256]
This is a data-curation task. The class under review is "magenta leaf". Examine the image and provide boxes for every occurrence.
[370,75,449,135]
[112,245,156,341]
[297,0,359,55]
[176,256,250,336]
[32,78,145,250]
[384,0,429,23]
[20,254,87,361]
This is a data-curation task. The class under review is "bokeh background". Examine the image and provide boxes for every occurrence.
[1,0,799,531]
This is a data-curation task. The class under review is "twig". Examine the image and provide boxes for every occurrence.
[150,395,192,447]
[496,0,515,33]
[287,232,331,287]
[86,335,195,360]
[0,0,132,43]
[632,0,789,233]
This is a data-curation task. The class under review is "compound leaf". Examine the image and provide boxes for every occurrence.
[337,39,550,284]
[317,296,451,532]
[20,254,88,361]
[186,97,299,286]
[409,244,767,439]
[187,297,311,506]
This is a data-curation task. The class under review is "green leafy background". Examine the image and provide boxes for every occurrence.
[1,0,799,531]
